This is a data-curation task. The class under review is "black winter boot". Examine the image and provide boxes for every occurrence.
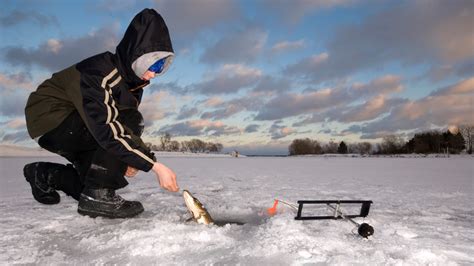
[77,188,144,218]
[23,162,61,205]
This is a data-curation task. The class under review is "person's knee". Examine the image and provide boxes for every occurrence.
[118,108,144,136]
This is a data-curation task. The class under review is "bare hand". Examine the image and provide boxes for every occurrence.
[152,162,179,192]
[125,166,139,177]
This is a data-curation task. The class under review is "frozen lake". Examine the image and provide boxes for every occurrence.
[1,156,473,264]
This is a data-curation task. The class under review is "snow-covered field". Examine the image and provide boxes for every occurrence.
[1,155,472,265]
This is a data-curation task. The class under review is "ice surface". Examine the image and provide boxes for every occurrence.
[1,155,473,264]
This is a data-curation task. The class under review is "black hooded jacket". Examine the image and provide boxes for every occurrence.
[25,9,174,172]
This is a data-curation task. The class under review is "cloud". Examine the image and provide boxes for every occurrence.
[156,119,241,137]
[252,75,292,93]
[256,74,405,122]
[244,124,260,133]
[200,105,242,120]
[359,132,393,140]
[154,0,240,36]
[292,113,326,126]
[0,71,35,91]
[2,24,119,71]
[430,77,474,96]
[155,121,202,136]
[347,77,474,138]
[333,96,407,123]
[0,89,29,117]
[261,0,353,24]
[0,118,28,146]
[319,128,332,134]
[139,91,176,125]
[5,118,26,129]
[1,130,30,143]
[303,75,405,124]
[286,1,474,83]
[200,27,268,64]
[201,97,224,107]
[199,94,264,120]
[349,75,404,97]
[454,60,474,78]
[96,0,137,11]
[197,96,253,120]
[0,10,58,27]
[255,87,342,120]
[424,59,474,82]
[147,81,189,94]
[195,64,263,94]
[207,124,241,137]
[285,52,329,79]
[176,106,199,120]
[269,122,296,139]
[397,79,474,128]
[271,39,305,54]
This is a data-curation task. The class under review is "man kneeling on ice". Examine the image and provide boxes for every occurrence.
[23,9,179,218]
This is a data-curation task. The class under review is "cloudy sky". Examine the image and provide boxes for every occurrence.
[1,0,473,155]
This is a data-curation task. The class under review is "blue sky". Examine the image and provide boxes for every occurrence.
[0,0,473,155]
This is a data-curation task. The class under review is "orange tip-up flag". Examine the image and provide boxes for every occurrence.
[267,200,279,216]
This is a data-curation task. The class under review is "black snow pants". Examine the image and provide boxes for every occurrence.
[37,109,144,200]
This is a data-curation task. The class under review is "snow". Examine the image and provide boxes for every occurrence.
[152,151,246,158]
[0,155,473,264]
[0,145,239,158]
[0,145,57,157]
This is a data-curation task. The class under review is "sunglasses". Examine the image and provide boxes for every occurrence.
[148,57,167,74]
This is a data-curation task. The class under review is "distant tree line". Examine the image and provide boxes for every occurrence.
[289,125,473,156]
[146,133,223,153]
[401,131,464,154]
[374,131,464,154]
[289,139,372,155]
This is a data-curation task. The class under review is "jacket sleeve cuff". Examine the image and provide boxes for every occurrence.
[141,160,154,172]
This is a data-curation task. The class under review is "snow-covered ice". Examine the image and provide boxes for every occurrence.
[1,155,473,265]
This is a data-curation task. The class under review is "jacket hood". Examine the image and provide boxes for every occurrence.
[115,8,174,85]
